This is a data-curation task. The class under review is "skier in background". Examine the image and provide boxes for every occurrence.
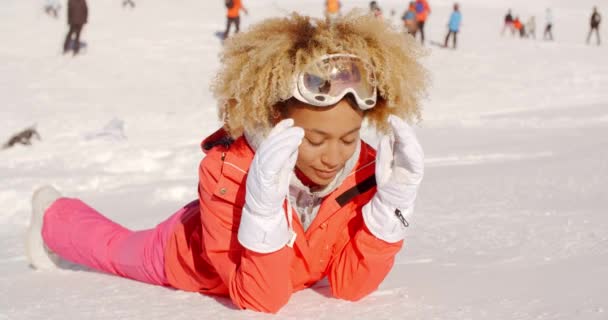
[414,0,431,44]
[543,8,554,40]
[586,6,601,45]
[63,0,88,55]
[122,0,135,9]
[513,16,525,38]
[388,9,398,27]
[526,16,536,39]
[501,9,514,36]
[370,1,383,19]
[443,3,461,49]
[402,2,418,35]
[44,0,61,18]
[26,12,427,314]
[325,0,341,21]
[223,0,248,40]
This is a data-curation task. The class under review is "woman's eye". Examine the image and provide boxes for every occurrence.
[342,139,356,145]
[306,138,324,146]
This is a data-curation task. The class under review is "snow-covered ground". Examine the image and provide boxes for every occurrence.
[2,0,607,318]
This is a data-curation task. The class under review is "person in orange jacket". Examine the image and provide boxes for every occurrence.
[26,12,428,314]
[223,0,248,40]
[513,16,525,38]
[325,0,341,21]
[414,0,431,44]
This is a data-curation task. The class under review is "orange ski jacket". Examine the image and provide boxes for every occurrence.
[227,0,243,18]
[163,129,403,313]
[326,0,340,14]
[416,0,431,22]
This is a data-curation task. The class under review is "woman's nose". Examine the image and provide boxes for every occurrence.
[320,148,341,169]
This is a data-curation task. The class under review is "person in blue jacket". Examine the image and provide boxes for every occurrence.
[443,3,461,48]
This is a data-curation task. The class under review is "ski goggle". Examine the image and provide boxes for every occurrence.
[291,54,378,110]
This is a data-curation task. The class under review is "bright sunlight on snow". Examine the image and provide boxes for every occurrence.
[1,0,607,319]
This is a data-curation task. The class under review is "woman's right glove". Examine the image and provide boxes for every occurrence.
[362,115,424,243]
[237,119,304,253]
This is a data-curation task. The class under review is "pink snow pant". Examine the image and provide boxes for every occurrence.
[41,197,187,286]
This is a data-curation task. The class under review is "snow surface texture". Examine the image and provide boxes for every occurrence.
[1,0,607,319]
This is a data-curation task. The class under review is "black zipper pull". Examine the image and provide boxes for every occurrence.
[395,209,409,227]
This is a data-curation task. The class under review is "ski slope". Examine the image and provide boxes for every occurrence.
[1,0,607,318]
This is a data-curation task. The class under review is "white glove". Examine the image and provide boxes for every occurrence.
[363,115,424,243]
[238,119,304,253]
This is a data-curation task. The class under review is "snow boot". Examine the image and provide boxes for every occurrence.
[26,185,64,269]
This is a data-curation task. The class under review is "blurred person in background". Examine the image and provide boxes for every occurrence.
[325,0,341,21]
[369,1,383,19]
[443,3,461,49]
[402,2,418,35]
[543,8,553,40]
[44,0,61,18]
[63,0,87,55]
[223,0,248,40]
[586,6,601,45]
[389,9,397,25]
[513,16,524,38]
[526,16,536,39]
[501,9,514,36]
[122,0,135,9]
[414,0,431,44]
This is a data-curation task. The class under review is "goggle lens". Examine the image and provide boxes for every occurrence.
[297,54,377,109]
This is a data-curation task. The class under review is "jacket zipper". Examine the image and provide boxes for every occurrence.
[394,209,409,228]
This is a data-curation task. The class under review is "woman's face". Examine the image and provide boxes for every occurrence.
[284,98,364,187]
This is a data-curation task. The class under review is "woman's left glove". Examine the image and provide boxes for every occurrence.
[362,115,424,243]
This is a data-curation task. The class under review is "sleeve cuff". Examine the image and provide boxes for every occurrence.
[237,206,290,254]
[362,196,411,243]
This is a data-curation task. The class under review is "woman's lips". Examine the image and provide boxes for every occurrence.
[313,168,338,179]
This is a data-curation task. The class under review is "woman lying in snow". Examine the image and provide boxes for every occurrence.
[26,11,428,313]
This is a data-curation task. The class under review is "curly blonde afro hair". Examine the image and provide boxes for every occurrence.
[211,10,429,138]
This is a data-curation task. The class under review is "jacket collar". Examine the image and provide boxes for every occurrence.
[203,127,376,200]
